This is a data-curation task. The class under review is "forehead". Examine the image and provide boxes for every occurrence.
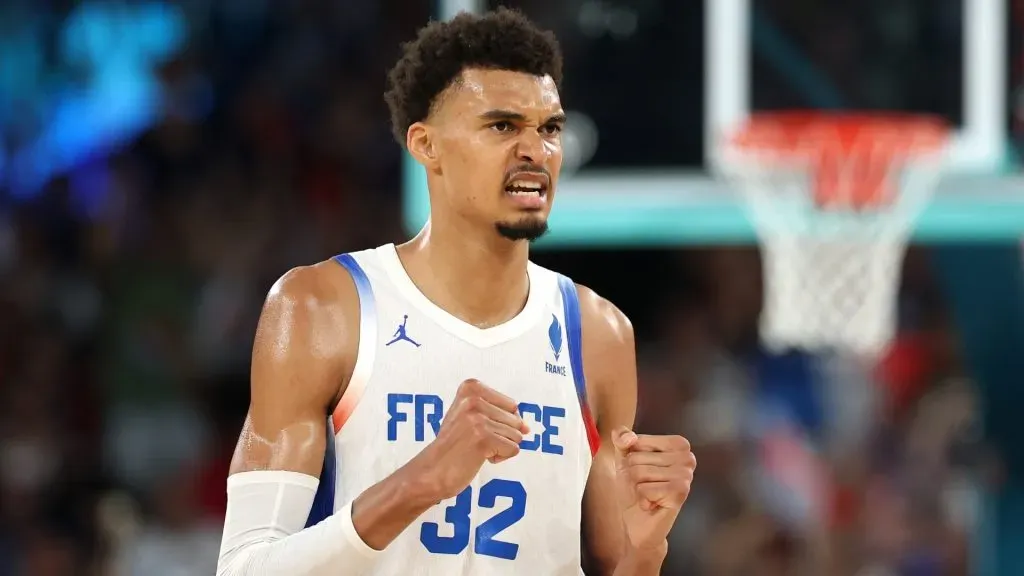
[444,68,561,116]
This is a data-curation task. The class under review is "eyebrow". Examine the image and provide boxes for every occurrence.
[478,109,567,125]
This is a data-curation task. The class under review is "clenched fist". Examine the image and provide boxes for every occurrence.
[417,379,530,500]
[613,427,696,551]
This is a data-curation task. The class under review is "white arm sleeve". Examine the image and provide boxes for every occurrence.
[217,471,383,575]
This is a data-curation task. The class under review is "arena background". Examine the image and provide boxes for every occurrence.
[1,0,1023,574]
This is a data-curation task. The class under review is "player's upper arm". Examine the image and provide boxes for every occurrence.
[229,261,360,478]
[577,284,638,575]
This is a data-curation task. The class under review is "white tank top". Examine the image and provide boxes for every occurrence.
[303,244,600,576]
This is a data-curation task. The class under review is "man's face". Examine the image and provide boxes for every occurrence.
[427,68,564,241]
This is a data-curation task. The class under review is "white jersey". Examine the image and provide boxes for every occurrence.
[304,244,600,576]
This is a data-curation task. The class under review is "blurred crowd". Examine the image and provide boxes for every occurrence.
[0,1,1017,575]
[0,2,425,574]
[637,246,989,576]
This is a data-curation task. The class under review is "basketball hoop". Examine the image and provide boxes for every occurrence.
[716,112,950,358]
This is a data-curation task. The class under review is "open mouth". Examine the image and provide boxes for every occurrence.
[504,173,549,207]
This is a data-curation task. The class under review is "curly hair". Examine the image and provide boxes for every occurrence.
[384,8,563,146]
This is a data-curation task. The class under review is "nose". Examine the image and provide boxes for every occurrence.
[515,130,551,164]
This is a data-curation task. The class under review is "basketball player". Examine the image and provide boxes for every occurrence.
[216,8,696,575]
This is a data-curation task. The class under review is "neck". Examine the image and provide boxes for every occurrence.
[397,219,531,328]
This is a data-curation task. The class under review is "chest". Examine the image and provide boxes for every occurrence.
[370,331,577,444]
[370,298,576,393]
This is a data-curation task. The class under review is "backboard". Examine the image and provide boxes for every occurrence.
[402,0,1024,246]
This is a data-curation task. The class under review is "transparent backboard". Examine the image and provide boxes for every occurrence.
[402,0,1024,246]
[476,0,706,170]
[750,0,963,121]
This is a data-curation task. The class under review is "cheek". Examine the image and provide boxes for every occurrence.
[545,141,563,174]
[456,150,506,187]
[444,159,503,210]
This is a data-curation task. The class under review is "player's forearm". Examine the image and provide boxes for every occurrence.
[218,504,374,575]
[217,471,383,576]
[350,457,443,550]
[217,465,441,576]
[611,542,668,576]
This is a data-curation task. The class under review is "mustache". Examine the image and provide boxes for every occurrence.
[503,163,550,184]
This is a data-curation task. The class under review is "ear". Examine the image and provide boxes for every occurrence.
[406,122,439,169]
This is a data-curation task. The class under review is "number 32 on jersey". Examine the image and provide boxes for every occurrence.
[420,479,526,561]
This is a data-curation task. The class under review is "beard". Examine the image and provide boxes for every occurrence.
[495,215,549,242]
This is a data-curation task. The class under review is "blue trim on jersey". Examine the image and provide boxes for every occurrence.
[303,253,373,527]
[335,253,373,302]
[305,422,337,527]
[557,275,589,411]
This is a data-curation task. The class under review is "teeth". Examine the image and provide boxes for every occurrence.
[508,190,540,196]
[508,180,543,190]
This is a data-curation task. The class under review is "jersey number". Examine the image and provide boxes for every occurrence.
[419,479,526,560]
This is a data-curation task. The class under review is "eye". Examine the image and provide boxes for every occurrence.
[491,121,515,133]
[540,124,563,135]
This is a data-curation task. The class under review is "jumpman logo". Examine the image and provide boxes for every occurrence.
[386,315,421,347]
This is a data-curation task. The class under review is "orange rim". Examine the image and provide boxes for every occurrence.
[727,112,951,208]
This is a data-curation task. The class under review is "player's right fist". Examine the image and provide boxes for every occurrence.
[419,378,529,500]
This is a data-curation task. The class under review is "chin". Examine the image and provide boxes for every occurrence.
[494,215,549,242]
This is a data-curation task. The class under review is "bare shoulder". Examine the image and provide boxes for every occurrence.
[576,283,635,354]
[229,258,364,475]
[265,259,359,310]
[251,259,362,419]
[575,283,637,423]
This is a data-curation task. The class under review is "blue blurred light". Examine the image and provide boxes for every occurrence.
[0,1,190,200]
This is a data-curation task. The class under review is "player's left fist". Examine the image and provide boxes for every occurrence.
[612,427,696,551]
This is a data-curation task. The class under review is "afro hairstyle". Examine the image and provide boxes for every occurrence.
[384,7,563,146]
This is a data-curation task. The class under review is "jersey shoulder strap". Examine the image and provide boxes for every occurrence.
[303,250,380,527]
[555,274,601,455]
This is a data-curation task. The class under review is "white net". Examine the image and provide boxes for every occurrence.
[717,118,948,358]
